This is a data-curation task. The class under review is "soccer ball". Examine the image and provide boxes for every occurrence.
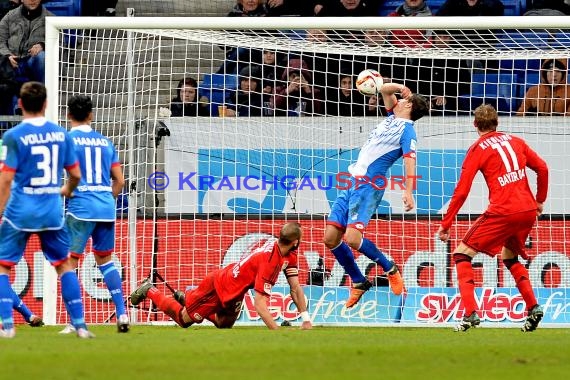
[355,69,384,96]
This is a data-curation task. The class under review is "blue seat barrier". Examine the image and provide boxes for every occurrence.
[496,30,553,50]
[43,0,82,17]
[199,74,239,116]
[378,0,524,16]
[460,73,522,114]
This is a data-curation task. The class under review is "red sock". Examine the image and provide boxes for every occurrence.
[147,288,185,327]
[504,259,537,311]
[454,253,478,316]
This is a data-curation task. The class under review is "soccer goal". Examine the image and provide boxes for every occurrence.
[33,15,570,327]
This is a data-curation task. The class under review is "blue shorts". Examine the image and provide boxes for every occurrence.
[0,220,70,267]
[327,181,385,232]
[66,215,115,257]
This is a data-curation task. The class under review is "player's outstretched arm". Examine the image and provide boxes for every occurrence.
[380,82,410,111]
[253,291,279,330]
[402,156,416,212]
[287,275,312,330]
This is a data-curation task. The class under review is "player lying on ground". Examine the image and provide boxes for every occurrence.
[323,80,429,308]
[438,104,549,332]
[131,222,312,330]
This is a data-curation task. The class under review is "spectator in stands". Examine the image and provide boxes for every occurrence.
[83,0,118,16]
[417,31,472,116]
[327,69,366,116]
[0,0,51,115]
[226,64,273,117]
[516,58,570,116]
[259,49,283,96]
[314,0,378,16]
[170,78,210,117]
[266,0,314,16]
[0,0,19,21]
[365,95,388,117]
[524,0,570,15]
[228,0,270,16]
[273,58,324,116]
[388,0,432,48]
[436,0,505,16]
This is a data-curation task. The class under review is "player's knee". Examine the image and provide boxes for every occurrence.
[453,253,472,265]
[344,229,362,250]
[502,257,519,269]
[322,234,340,249]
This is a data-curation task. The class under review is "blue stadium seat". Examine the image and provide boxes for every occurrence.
[460,73,522,114]
[496,30,553,50]
[199,74,239,116]
[43,0,82,16]
[378,0,523,16]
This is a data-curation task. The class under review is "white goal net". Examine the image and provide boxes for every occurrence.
[29,16,570,327]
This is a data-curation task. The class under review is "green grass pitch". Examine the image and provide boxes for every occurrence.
[1,325,569,380]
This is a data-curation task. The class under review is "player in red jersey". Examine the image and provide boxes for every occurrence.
[437,104,549,333]
[130,222,312,330]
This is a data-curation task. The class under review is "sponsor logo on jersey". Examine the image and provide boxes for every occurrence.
[193,313,203,321]
[264,283,272,294]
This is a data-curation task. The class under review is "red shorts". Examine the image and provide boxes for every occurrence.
[462,210,536,259]
[184,271,242,326]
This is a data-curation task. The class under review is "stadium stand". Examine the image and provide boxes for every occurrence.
[43,0,82,16]
[378,0,526,16]
[460,72,522,114]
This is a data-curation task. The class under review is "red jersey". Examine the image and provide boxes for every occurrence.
[214,239,298,307]
[442,131,548,230]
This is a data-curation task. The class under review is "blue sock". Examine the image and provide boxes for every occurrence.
[99,261,126,317]
[60,271,86,330]
[0,274,15,330]
[358,238,393,272]
[9,287,33,322]
[331,242,367,283]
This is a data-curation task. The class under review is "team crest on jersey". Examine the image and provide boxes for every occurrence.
[264,283,272,294]
[354,223,364,231]
[193,313,203,321]
[281,261,289,270]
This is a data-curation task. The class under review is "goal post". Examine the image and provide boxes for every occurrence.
[36,16,570,327]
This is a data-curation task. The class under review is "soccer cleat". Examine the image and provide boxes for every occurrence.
[521,305,544,332]
[454,311,481,332]
[387,263,404,296]
[59,324,76,334]
[0,328,16,338]
[130,278,154,306]
[76,328,96,339]
[173,290,186,306]
[117,314,130,333]
[28,315,44,327]
[345,280,373,309]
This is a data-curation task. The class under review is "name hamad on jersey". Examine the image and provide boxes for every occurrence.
[1,118,77,231]
[66,125,120,222]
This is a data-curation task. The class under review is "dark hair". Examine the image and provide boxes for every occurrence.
[474,104,498,132]
[409,94,429,121]
[278,222,302,245]
[20,81,46,113]
[176,78,198,102]
[67,94,93,122]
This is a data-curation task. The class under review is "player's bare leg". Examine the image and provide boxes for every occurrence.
[502,247,543,332]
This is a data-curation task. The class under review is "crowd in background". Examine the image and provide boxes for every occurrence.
[1,0,570,119]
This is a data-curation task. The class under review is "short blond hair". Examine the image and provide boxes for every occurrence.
[473,104,499,132]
